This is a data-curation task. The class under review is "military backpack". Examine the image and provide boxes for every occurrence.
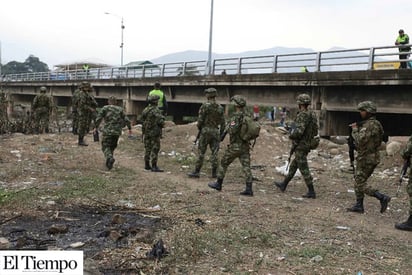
[240,115,261,142]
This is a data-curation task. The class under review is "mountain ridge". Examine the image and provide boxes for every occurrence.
[150,46,316,64]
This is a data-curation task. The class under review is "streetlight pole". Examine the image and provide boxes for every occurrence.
[206,0,214,75]
[105,12,125,66]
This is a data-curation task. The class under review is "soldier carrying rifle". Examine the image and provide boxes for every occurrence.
[188,88,225,179]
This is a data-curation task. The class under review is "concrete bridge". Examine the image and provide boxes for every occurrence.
[2,69,412,137]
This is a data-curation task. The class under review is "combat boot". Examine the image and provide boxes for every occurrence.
[211,168,217,178]
[188,168,200,178]
[151,162,164,172]
[106,157,115,170]
[208,178,223,191]
[347,198,364,213]
[240,182,253,196]
[78,136,88,146]
[395,215,412,231]
[274,178,290,192]
[144,160,152,171]
[302,184,316,199]
[373,191,391,213]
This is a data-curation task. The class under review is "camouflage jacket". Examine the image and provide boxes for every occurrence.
[197,99,225,136]
[401,135,412,162]
[142,105,165,137]
[71,89,81,112]
[77,90,98,114]
[226,110,249,147]
[289,109,318,151]
[32,94,51,112]
[351,116,383,160]
[95,105,131,136]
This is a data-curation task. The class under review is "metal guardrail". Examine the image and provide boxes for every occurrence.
[2,45,411,82]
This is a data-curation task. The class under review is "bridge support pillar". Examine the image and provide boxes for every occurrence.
[123,99,146,124]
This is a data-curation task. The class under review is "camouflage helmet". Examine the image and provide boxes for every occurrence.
[357,101,377,114]
[148,95,160,103]
[204,87,217,97]
[39,86,47,93]
[81,81,91,89]
[108,96,117,103]
[296,93,311,105]
[231,95,246,107]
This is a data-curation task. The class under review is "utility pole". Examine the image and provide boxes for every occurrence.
[105,12,125,66]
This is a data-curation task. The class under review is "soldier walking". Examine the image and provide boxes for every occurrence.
[274,93,319,199]
[0,91,9,134]
[75,82,98,146]
[94,96,132,170]
[395,135,412,231]
[32,86,52,134]
[142,95,165,172]
[347,101,391,214]
[71,83,82,135]
[188,88,225,178]
[208,95,254,196]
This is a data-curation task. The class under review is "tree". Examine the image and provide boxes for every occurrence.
[2,55,49,74]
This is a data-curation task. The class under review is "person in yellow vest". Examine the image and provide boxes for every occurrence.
[148,82,168,115]
[395,29,410,69]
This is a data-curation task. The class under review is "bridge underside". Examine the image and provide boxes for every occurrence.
[2,70,412,136]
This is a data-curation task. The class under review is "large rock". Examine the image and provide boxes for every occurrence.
[386,141,402,156]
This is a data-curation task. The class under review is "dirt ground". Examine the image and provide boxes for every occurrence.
[0,120,411,274]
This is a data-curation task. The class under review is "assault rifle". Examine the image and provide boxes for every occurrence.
[194,130,201,145]
[220,130,227,142]
[398,159,410,195]
[347,121,364,173]
[286,142,298,171]
[192,129,201,151]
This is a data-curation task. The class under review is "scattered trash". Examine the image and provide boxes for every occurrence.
[146,239,167,260]
[310,255,323,262]
[195,218,205,226]
[336,226,350,231]
[69,242,85,248]
[275,161,301,177]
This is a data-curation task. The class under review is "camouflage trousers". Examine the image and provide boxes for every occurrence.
[78,111,93,137]
[195,131,220,171]
[354,158,379,199]
[101,134,119,160]
[217,143,252,183]
[286,149,313,186]
[407,173,412,215]
[34,111,50,133]
[144,135,161,165]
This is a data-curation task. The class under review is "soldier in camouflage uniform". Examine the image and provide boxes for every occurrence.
[32,86,52,134]
[142,95,165,172]
[208,95,254,196]
[396,135,412,231]
[0,91,9,134]
[94,96,132,170]
[347,101,391,214]
[274,93,319,199]
[75,82,98,146]
[188,88,225,178]
[71,83,82,135]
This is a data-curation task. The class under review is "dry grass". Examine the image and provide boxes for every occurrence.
[0,123,411,274]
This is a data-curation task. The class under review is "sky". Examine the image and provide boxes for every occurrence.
[1,0,411,68]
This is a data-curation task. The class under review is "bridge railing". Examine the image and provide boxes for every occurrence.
[2,44,411,82]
